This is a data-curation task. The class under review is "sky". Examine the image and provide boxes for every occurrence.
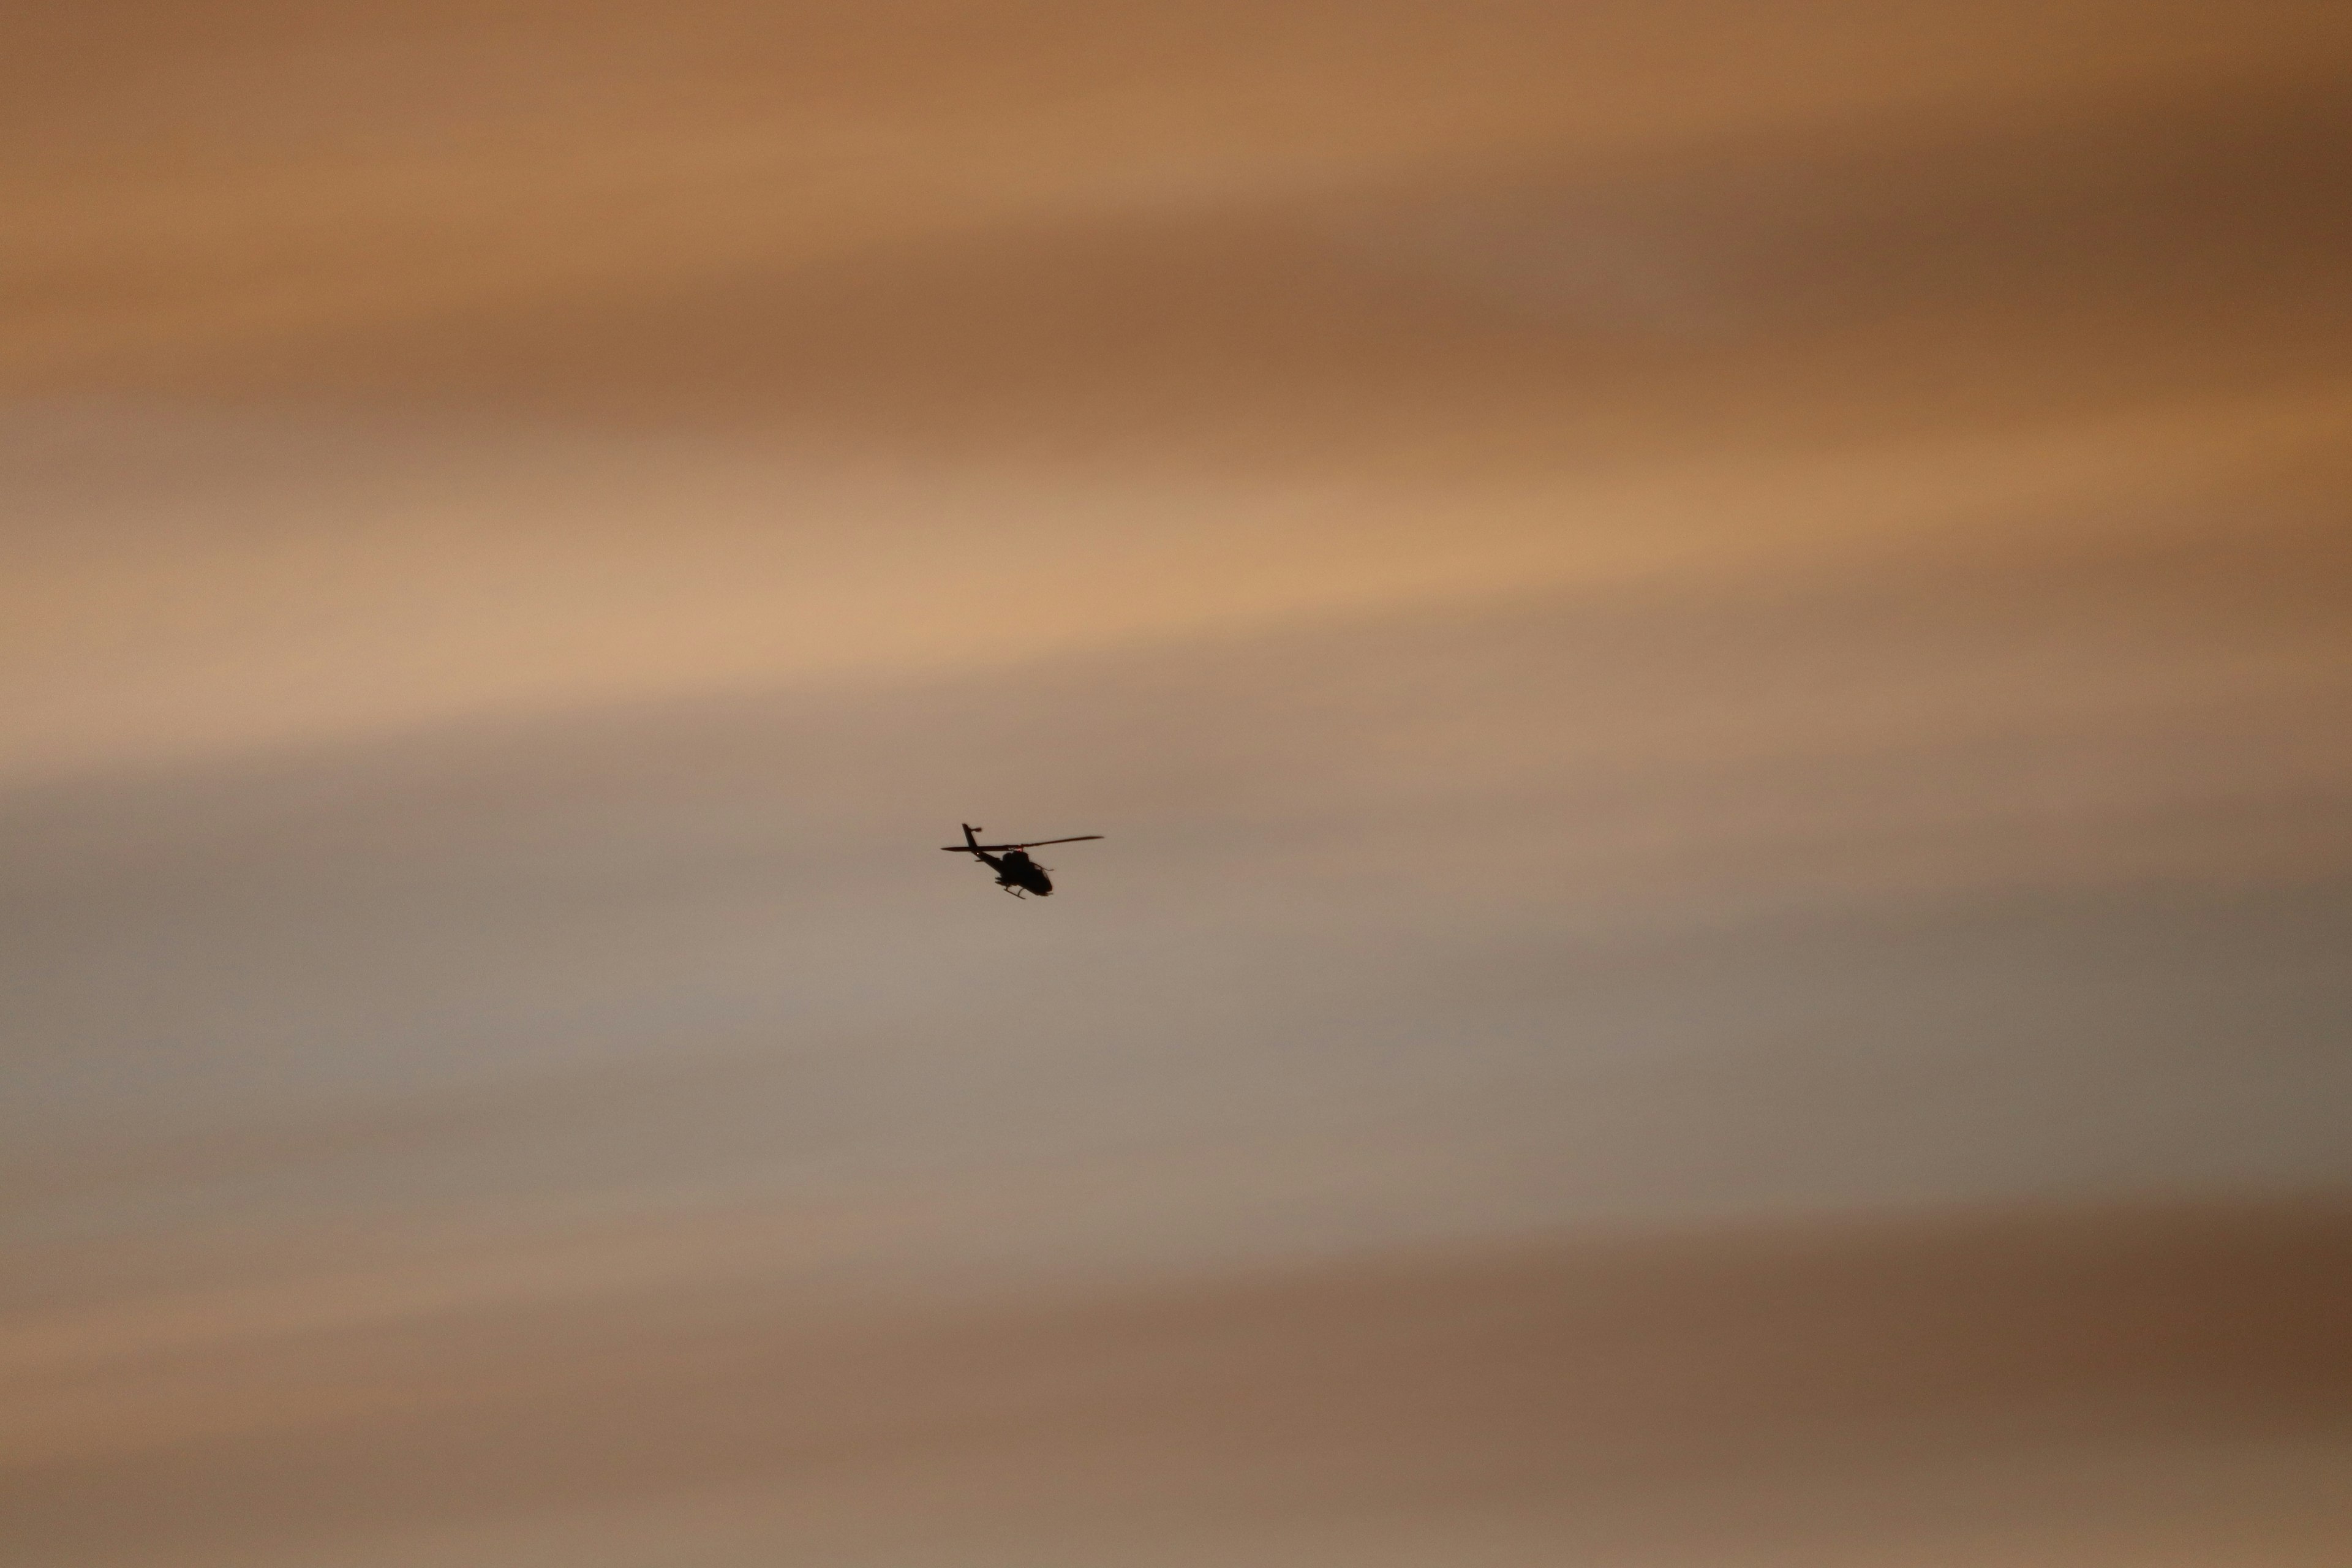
[5,2,2352,1564]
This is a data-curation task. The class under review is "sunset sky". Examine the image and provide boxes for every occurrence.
[6,3,2351,1564]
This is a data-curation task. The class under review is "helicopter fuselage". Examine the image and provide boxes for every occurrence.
[979,848,1054,896]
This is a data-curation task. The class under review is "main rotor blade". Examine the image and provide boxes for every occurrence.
[939,835,1103,851]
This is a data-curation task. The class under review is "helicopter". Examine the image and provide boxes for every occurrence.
[942,823,1102,897]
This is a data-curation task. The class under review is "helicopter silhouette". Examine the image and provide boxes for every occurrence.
[942,823,1102,897]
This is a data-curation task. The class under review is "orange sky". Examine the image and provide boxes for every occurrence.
[7,0,2351,779]
[5,3,2351,1563]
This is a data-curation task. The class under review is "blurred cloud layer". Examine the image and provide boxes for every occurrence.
[5,2,2350,1563]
